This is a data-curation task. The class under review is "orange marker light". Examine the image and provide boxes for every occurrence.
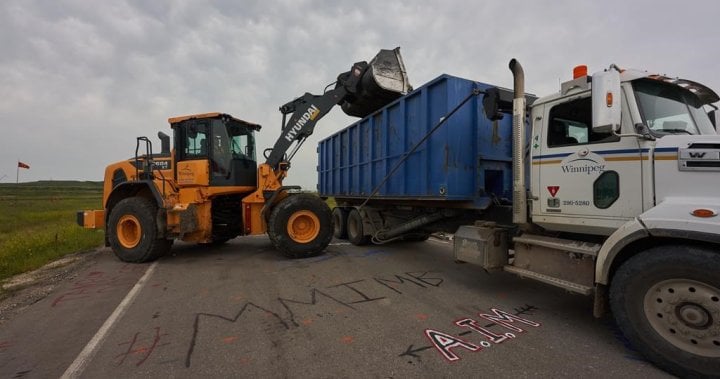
[606,92,613,107]
[691,208,717,218]
[573,65,588,79]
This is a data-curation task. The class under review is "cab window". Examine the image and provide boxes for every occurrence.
[185,123,208,158]
[547,96,619,148]
[210,120,232,178]
[228,125,256,161]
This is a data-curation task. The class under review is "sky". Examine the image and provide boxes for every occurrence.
[1,0,718,188]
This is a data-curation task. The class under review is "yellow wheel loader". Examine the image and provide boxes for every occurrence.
[77,48,410,262]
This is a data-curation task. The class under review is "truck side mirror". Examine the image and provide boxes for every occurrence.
[482,87,504,121]
[709,110,717,130]
[592,70,621,133]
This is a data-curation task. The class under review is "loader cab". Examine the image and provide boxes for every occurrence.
[170,113,261,187]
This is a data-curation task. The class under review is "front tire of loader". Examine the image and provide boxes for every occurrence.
[609,246,720,377]
[268,194,333,259]
[108,197,171,263]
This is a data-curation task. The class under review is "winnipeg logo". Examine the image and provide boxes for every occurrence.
[284,105,320,142]
[560,151,605,175]
[689,152,706,158]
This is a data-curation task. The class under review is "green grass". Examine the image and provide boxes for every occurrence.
[0,181,104,283]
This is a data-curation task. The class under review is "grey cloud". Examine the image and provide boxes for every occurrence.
[1,0,718,186]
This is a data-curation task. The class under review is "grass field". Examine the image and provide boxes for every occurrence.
[0,181,104,283]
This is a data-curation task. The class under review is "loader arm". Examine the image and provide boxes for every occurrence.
[264,62,366,169]
[264,47,412,171]
[264,86,349,169]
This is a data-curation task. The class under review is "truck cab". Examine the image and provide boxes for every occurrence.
[505,65,720,376]
[530,69,719,236]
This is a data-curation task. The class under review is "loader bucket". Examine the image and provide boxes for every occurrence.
[341,47,412,118]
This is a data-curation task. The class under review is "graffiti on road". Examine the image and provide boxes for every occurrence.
[185,271,443,367]
[400,304,540,362]
[115,327,170,367]
[51,265,147,308]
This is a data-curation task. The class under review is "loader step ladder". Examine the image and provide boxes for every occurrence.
[505,234,601,296]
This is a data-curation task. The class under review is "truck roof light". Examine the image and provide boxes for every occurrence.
[691,208,717,218]
[573,65,588,79]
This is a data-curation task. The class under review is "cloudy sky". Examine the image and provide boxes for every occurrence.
[1,0,717,188]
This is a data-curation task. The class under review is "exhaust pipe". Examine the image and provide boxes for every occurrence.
[509,59,527,225]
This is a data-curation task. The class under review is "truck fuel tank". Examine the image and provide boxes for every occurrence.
[340,47,412,118]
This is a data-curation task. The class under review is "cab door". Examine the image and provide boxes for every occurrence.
[532,92,643,235]
[175,120,211,187]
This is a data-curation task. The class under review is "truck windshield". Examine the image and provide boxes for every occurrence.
[633,79,716,136]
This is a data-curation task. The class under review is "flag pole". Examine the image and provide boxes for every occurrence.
[16,160,19,184]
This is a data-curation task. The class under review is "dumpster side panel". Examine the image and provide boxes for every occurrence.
[318,74,513,209]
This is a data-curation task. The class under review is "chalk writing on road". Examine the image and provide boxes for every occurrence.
[184,271,443,368]
[51,264,147,308]
[0,340,13,352]
[401,304,540,362]
[115,327,170,367]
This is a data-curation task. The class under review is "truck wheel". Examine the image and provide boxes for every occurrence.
[332,207,349,239]
[609,245,720,377]
[268,194,332,259]
[346,208,370,246]
[108,197,171,263]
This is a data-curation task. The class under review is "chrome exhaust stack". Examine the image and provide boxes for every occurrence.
[509,59,528,225]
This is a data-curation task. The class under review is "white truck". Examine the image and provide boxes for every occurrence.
[325,59,720,376]
[463,60,720,376]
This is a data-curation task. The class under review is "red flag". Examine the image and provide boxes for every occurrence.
[18,161,30,169]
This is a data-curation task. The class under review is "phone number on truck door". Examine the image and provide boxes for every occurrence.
[562,200,590,206]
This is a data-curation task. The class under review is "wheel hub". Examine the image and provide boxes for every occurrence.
[117,215,141,249]
[287,210,320,244]
[644,278,720,357]
[677,303,711,329]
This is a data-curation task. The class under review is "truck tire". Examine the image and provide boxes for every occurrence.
[346,208,370,246]
[609,245,720,377]
[332,207,349,239]
[107,197,171,263]
[268,194,332,259]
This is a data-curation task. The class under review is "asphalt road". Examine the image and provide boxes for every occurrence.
[0,236,671,378]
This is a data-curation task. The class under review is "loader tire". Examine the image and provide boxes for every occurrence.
[268,194,332,259]
[332,207,349,239]
[108,197,171,263]
[346,208,370,246]
[609,246,720,377]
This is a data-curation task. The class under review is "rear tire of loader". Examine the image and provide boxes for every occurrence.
[332,207,349,239]
[268,194,333,259]
[347,208,370,246]
[108,197,171,263]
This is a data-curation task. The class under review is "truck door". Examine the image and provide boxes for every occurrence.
[534,93,643,235]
